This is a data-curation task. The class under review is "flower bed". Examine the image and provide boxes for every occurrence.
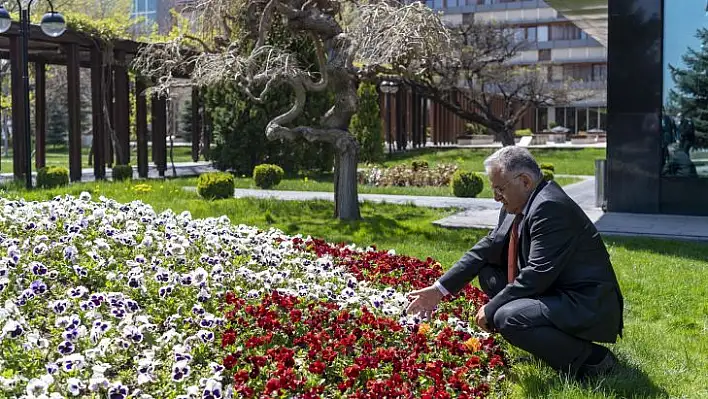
[0,194,507,398]
[357,164,458,188]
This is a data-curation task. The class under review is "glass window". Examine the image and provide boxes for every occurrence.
[566,107,576,133]
[588,108,600,130]
[537,25,549,42]
[556,107,566,128]
[536,107,548,133]
[599,108,607,131]
[538,49,551,61]
[526,26,537,42]
[662,0,708,178]
[551,66,563,81]
[577,108,588,133]
[433,0,444,8]
[592,64,607,81]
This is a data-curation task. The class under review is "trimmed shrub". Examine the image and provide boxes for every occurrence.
[253,164,285,189]
[450,170,484,198]
[515,128,533,137]
[464,122,488,135]
[197,172,235,200]
[539,162,555,172]
[112,165,134,181]
[542,169,555,182]
[37,166,69,189]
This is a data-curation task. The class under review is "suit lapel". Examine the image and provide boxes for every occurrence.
[494,212,516,245]
[517,180,548,269]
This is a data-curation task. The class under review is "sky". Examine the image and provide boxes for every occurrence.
[663,0,708,102]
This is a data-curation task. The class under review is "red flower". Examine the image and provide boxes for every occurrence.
[308,361,326,374]
[265,378,281,395]
[232,370,249,384]
[289,309,302,323]
[222,354,238,370]
[221,330,236,348]
[344,364,361,379]
[489,354,505,368]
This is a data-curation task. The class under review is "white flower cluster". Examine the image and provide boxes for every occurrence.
[0,193,432,398]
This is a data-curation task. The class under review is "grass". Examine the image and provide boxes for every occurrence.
[368,147,607,176]
[0,145,198,174]
[229,173,582,198]
[2,178,706,398]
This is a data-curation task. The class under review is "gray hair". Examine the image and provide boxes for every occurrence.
[483,146,542,181]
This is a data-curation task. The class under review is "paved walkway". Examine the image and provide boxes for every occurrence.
[216,178,708,242]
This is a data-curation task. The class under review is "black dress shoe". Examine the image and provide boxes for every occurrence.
[577,350,618,381]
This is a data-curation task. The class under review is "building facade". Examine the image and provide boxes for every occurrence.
[427,0,608,135]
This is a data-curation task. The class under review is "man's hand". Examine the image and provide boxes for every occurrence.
[475,305,491,332]
[406,285,444,320]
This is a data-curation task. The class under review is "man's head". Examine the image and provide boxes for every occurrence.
[483,146,543,214]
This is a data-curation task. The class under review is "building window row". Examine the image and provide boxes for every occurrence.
[548,64,607,82]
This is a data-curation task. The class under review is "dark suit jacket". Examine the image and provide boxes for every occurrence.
[438,180,624,343]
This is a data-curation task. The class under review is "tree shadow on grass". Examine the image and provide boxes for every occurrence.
[512,355,669,399]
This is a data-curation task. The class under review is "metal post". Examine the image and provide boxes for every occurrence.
[386,93,392,157]
[595,159,607,209]
[21,7,31,188]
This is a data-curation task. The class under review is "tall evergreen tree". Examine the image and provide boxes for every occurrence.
[46,101,68,147]
[179,99,193,143]
[668,27,708,147]
[349,82,384,163]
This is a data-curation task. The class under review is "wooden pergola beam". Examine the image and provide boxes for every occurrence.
[9,36,25,181]
[66,43,82,182]
[113,50,130,165]
[35,62,46,169]
[91,48,106,180]
[191,87,200,162]
[151,94,167,177]
[136,78,148,178]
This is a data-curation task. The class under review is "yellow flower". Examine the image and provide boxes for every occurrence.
[304,177,309,183]
[464,337,481,352]
[418,323,431,335]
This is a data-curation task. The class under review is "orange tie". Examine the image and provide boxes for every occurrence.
[507,215,522,283]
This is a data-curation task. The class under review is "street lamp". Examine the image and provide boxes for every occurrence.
[380,80,399,156]
[0,0,66,189]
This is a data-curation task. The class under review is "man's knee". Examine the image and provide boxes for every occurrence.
[492,300,546,335]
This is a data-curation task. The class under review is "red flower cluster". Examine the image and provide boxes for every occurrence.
[219,290,506,398]
[295,237,491,321]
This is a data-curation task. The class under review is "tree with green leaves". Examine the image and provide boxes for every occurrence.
[349,82,383,163]
[668,27,708,147]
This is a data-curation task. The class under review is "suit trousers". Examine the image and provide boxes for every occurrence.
[478,265,593,375]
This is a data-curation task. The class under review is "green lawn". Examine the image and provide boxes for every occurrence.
[0,146,198,174]
[3,178,706,399]
[230,174,582,198]
[369,147,606,176]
